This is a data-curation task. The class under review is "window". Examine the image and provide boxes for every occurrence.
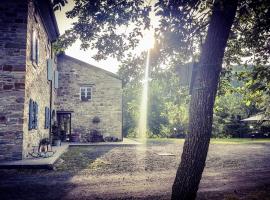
[31,30,39,64]
[80,87,92,101]
[29,99,38,130]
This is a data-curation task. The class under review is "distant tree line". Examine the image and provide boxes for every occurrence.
[119,62,270,138]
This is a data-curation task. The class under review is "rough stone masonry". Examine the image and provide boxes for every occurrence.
[0,0,122,161]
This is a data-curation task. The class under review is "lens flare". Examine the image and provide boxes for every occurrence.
[138,49,151,142]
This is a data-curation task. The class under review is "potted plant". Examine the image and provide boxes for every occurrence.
[92,116,101,124]
[88,116,103,142]
[70,129,80,142]
[52,122,61,146]
[39,138,50,152]
[87,129,104,142]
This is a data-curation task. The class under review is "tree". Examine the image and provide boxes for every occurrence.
[171,1,238,198]
[54,0,270,199]
[118,53,189,138]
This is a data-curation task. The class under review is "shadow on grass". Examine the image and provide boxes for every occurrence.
[0,146,114,200]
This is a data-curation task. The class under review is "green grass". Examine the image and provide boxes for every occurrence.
[132,137,270,145]
[210,138,270,144]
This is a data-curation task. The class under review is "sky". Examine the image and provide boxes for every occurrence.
[55,1,120,73]
[54,1,157,74]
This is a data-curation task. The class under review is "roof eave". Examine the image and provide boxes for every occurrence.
[34,0,59,42]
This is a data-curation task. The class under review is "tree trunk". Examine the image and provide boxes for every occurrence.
[171,1,238,199]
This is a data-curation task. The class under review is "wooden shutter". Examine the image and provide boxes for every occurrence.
[35,102,39,129]
[33,102,38,129]
[47,59,53,81]
[47,108,50,129]
[44,107,50,129]
[31,31,36,61]
[28,99,33,130]
[54,71,59,89]
[33,102,36,129]
[36,38,39,64]
[45,107,47,129]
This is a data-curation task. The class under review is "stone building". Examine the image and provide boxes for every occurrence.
[0,0,122,161]
[56,54,122,142]
[0,0,59,161]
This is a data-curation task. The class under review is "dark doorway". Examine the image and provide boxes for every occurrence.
[57,111,72,142]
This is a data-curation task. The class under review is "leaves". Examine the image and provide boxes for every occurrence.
[52,0,68,11]
[53,0,270,135]
[55,0,151,60]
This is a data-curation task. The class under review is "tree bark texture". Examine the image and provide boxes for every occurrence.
[171,1,238,199]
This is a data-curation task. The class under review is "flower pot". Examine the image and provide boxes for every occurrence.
[52,139,61,146]
[70,134,80,142]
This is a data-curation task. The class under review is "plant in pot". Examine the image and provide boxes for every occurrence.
[39,138,50,152]
[87,129,104,142]
[92,116,101,124]
[88,116,104,142]
[70,128,80,142]
[52,122,61,146]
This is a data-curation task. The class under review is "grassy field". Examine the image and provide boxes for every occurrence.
[210,138,270,144]
[1,139,270,199]
[133,137,270,145]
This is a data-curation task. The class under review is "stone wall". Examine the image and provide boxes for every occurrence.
[56,54,122,141]
[0,0,28,161]
[22,0,56,158]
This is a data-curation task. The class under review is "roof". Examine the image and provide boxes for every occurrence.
[241,114,270,122]
[34,0,59,42]
[57,54,122,80]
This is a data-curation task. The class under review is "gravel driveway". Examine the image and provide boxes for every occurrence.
[0,139,270,200]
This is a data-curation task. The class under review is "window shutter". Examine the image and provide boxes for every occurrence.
[36,38,39,64]
[44,107,50,129]
[36,103,39,129]
[33,102,36,129]
[31,31,36,61]
[47,59,53,81]
[45,107,47,129]
[47,108,50,129]
[48,108,50,128]
[28,99,33,130]
[33,102,38,129]
[54,71,59,89]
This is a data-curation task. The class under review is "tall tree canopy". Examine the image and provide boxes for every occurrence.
[54,0,270,199]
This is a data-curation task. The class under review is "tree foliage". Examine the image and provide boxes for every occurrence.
[55,0,269,66]
[119,53,190,138]
[54,0,270,199]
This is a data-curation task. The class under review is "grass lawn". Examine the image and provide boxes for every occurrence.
[210,138,270,144]
[134,137,270,145]
[0,139,270,200]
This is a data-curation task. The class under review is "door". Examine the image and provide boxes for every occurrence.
[57,112,72,142]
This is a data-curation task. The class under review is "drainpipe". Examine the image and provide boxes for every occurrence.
[49,42,53,144]
[49,76,53,144]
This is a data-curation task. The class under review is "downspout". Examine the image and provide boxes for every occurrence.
[49,42,53,144]
[49,75,53,144]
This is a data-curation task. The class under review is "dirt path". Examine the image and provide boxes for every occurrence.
[0,140,270,200]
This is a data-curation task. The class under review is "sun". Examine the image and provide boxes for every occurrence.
[139,30,155,51]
